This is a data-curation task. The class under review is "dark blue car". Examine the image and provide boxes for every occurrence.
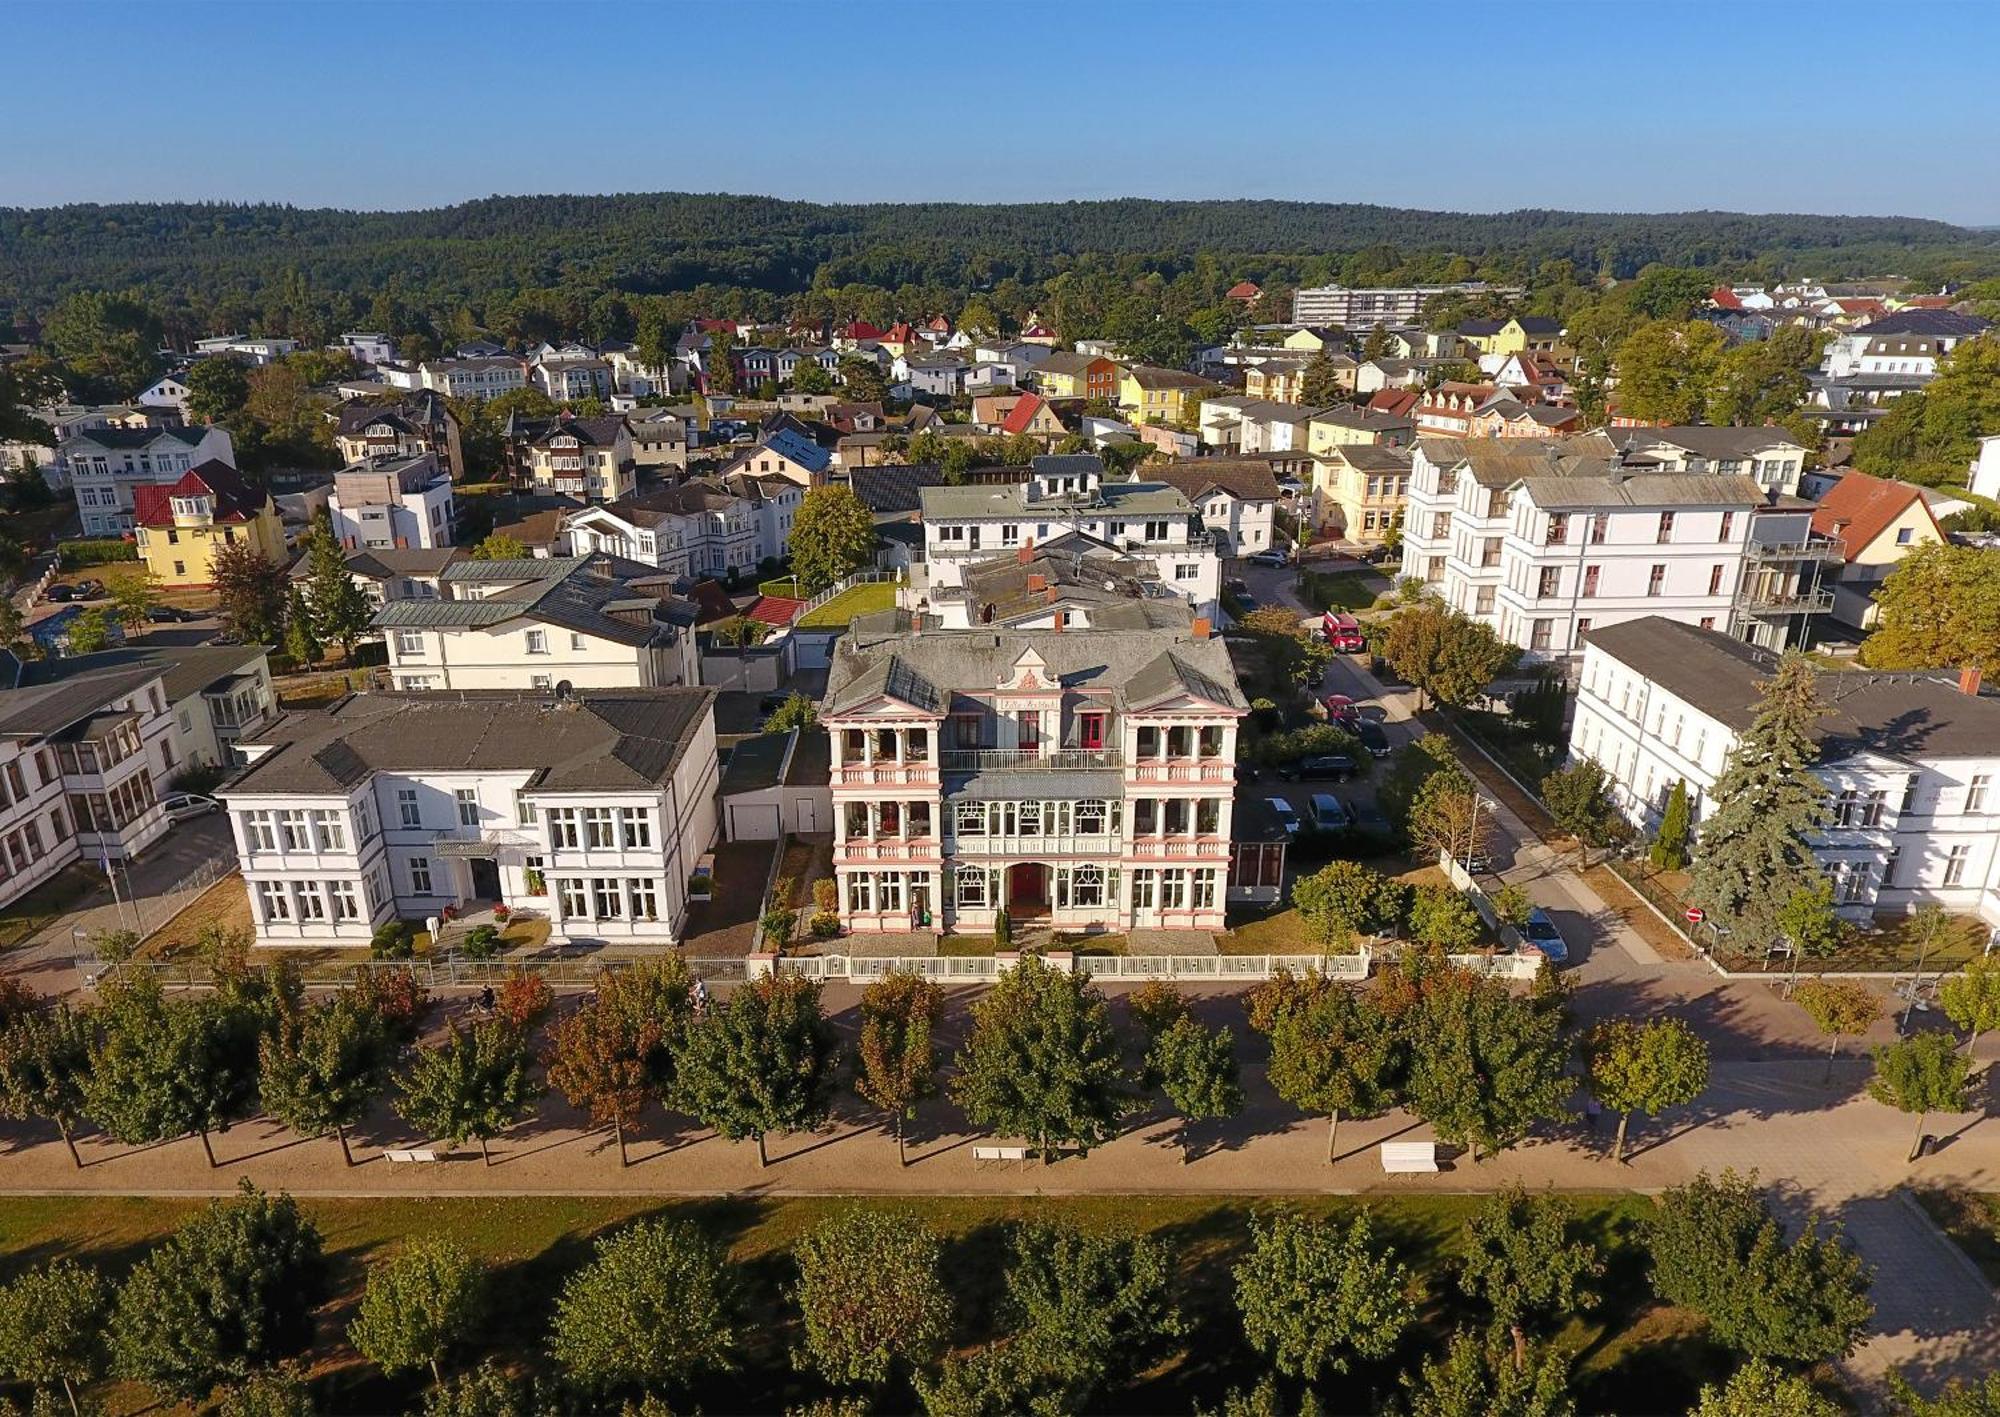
[1523,908,1569,964]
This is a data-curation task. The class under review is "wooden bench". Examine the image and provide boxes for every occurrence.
[384,1148,443,1164]
[1379,1142,1439,1174]
[972,1144,1033,1164]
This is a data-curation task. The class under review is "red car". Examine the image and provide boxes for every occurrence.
[1321,693,1362,725]
[1322,612,1366,653]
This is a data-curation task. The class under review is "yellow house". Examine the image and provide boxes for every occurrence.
[132,462,287,588]
[1118,365,1209,426]
[1459,315,1567,359]
[1311,444,1414,544]
[1282,326,1342,353]
[1305,406,1411,456]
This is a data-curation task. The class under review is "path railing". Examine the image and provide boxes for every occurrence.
[134,850,240,942]
[797,570,902,619]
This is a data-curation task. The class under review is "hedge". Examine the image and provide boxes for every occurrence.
[60,538,140,566]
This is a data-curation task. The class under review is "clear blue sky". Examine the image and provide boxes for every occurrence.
[7,0,1999,224]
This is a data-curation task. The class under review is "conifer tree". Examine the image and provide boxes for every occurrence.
[1649,779,1691,871]
[1688,653,1828,951]
[302,509,372,663]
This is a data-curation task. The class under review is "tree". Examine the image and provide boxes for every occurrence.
[1609,319,1727,425]
[106,570,158,633]
[1233,1210,1415,1379]
[258,991,393,1165]
[1687,653,1827,952]
[348,1238,487,1385]
[1646,779,1692,871]
[852,970,943,1166]
[791,357,834,395]
[395,1020,541,1165]
[1777,875,1843,970]
[218,1365,316,1417]
[185,356,252,423]
[470,532,526,562]
[1147,1014,1244,1161]
[0,1003,94,1167]
[45,290,162,399]
[1000,1222,1184,1408]
[1289,861,1399,949]
[110,1183,329,1401]
[838,356,888,403]
[1380,602,1519,710]
[1541,760,1621,861]
[1870,1031,1972,1162]
[423,1361,532,1417]
[1238,607,1333,690]
[1404,967,1572,1162]
[545,993,658,1167]
[1853,335,2000,487]
[1645,1170,1873,1362]
[789,485,876,595]
[764,691,818,733]
[549,1217,733,1395]
[1581,1018,1710,1163]
[0,598,30,660]
[1862,541,2000,675]
[84,975,259,1167]
[791,1209,951,1388]
[282,583,321,667]
[1887,1370,2000,1417]
[64,607,112,654]
[1380,735,1471,839]
[677,970,837,1166]
[1940,954,2000,1058]
[1407,884,1483,950]
[1401,1329,1573,1417]
[1693,1359,1841,1417]
[1794,977,1882,1081]
[1707,325,1827,428]
[596,953,699,1100]
[1297,350,1345,407]
[1457,1186,1602,1369]
[0,1258,110,1417]
[210,542,287,644]
[301,509,371,660]
[1491,884,1533,930]
[952,955,1132,1162]
[1251,970,1399,1161]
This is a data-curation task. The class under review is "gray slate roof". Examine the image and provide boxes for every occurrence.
[1585,617,2000,761]
[19,644,267,706]
[377,558,670,646]
[224,689,714,796]
[0,668,162,739]
[920,478,1192,520]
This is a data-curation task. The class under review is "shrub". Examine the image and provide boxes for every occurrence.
[762,909,796,951]
[491,904,512,924]
[61,538,140,567]
[460,925,500,960]
[994,909,1012,952]
[813,878,838,913]
[809,910,840,940]
[371,922,414,960]
[687,871,712,895]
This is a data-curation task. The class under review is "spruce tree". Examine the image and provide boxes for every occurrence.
[302,509,372,662]
[1687,653,1827,952]
[1649,779,1691,871]
[281,584,321,668]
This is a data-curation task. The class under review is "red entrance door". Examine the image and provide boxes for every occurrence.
[1009,863,1049,915]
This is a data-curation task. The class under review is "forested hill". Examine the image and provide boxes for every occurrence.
[4,193,1997,324]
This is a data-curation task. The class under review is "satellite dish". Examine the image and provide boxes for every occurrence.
[555,679,574,700]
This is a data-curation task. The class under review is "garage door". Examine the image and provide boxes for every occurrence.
[728,802,781,841]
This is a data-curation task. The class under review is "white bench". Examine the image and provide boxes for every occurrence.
[384,1148,443,1164]
[973,1144,1033,1163]
[1379,1142,1439,1174]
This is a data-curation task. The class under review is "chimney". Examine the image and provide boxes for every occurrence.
[1192,616,1211,640]
[1017,545,1034,565]
[1026,574,1046,593]
[1960,666,1983,697]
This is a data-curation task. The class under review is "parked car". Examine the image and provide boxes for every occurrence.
[1322,612,1366,653]
[1264,796,1302,835]
[1347,802,1393,837]
[1364,543,1401,565]
[1456,850,1493,875]
[1309,793,1352,832]
[1321,693,1362,725]
[1522,908,1570,964]
[43,584,76,603]
[1247,549,1289,569]
[145,605,199,623]
[1277,754,1357,782]
[72,579,104,599]
[1355,720,1390,758]
[162,793,221,822]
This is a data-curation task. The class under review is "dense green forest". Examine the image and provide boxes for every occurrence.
[4,193,1999,351]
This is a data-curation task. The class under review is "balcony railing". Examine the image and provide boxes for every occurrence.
[941,748,1121,772]
[1127,760,1233,783]
[949,832,1121,856]
[1745,535,1844,563]
[1736,586,1836,614]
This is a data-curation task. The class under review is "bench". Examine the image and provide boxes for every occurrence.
[972,1144,1033,1164]
[1379,1142,1439,1174]
[383,1148,443,1164]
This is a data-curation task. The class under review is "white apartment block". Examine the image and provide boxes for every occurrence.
[334,332,397,364]
[61,425,236,535]
[534,358,614,402]
[218,689,719,947]
[136,372,193,418]
[1153,462,1281,559]
[193,335,298,365]
[0,665,176,910]
[420,357,528,400]
[507,413,636,504]
[913,457,1223,620]
[1603,426,1812,498]
[563,474,798,580]
[329,453,457,551]
[1399,437,1830,659]
[818,621,1247,935]
[1571,618,2000,927]
[375,557,697,693]
[17,644,276,775]
[1291,282,1517,327]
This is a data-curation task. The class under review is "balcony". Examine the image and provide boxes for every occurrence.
[1127,836,1232,859]
[832,761,940,787]
[1736,585,1836,615]
[941,748,1121,772]
[1745,535,1844,564]
[949,832,1120,856]
[836,838,944,862]
[1127,759,1233,784]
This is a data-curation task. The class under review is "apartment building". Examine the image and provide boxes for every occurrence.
[1291,283,1517,327]
[1602,426,1812,498]
[1152,462,1281,558]
[914,457,1223,619]
[1399,437,1831,659]
[61,424,236,535]
[625,407,690,472]
[132,462,288,587]
[17,643,275,773]
[1313,444,1413,543]
[329,393,464,482]
[0,664,176,909]
[1570,618,2000,926]
[419,357,528,400]
[925,545,1193,631]
[818,618,1246,935]
[194,335,297,365]
[563,474,798,580]
[534,357,614,402]
[506,412,637,503]
[218,687,719,947]
[328,453,457,551]
[374,556,697,692]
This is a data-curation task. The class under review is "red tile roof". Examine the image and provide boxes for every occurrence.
[999,392,1051,436]
[841,321,885,341]
[1709,286,1743,310]
[131,461,267,527]
[1809,470,1941,559]
[745,595,805,628]
[1369,388,1419,417]
[1227,281,1262,301]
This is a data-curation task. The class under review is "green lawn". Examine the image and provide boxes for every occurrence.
[1297,568,1387,613]
[797,580,898,628]
[1912,1187,2000,1286]
[0,1192,1753,1416]
[0,864,100,950]
[758,574,803,598]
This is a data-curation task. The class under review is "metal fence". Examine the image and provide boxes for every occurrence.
[132,851,241,941]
